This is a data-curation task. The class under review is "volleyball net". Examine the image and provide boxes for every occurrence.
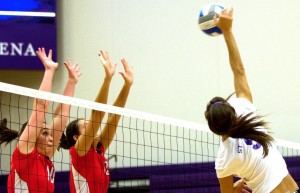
[0,81,299,192]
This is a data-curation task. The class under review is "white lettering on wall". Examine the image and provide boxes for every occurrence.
[11,43,23,56]
[0,42,9,55]
[23,43,35,56]
[0,42,36,56]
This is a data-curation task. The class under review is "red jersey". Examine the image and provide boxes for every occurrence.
[7,147,55,193]
[69,144,110,193]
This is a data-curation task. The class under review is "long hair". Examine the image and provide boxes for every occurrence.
[0,119,28,146]
[204,95,274,157]
[58,119,82,150]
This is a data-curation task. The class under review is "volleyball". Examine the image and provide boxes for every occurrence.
[198,3,224,36]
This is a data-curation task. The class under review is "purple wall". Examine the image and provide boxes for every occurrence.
[0,23,56,70]
[0,0,56,70]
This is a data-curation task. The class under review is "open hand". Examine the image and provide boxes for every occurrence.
[213,7,233,33]
[64,58,82,83]
[36,47,58,71]
[119,58,133,87]
[98,50,117,79]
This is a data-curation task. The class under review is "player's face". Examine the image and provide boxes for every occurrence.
[36,124,53,157]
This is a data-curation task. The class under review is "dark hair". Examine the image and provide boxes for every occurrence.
[0,119,27,146]
[58,119,82,150]
[204,95,274,157]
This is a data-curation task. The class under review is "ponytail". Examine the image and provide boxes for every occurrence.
[57,133,72,150]
[228,113,274,157]
[205,95,274,157]
[58,119,81,150]
[0,118,18,146]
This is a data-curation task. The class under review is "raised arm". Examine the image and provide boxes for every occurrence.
[214,8,252,102]
[49,59,81,159]
[96,58,133,152]
[75,50,116,156]
[18,48,58,154]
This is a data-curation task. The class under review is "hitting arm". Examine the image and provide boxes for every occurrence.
[214,8,252,102]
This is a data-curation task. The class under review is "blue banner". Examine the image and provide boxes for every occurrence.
[0,0,56,70]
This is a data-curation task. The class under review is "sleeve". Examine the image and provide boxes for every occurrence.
[215,138,242,178]
[12,146,37,177]
[228,97,256,117]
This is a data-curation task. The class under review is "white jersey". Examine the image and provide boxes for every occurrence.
[215,97,288,193]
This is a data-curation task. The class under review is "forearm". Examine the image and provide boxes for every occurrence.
[97,84,131,149]
[34,70,55,110]
[91,77,112,122]
[223,30,244,76]
[53,78,77,116]
[38,69,56,92]
[113,84,131,107]
[105,84,131,135]
[98,114,120,151]
[223,30,252,101]
[88,77,113,135]
[95,77,112,104]
[108,84,132,127]
[101,84,131,129]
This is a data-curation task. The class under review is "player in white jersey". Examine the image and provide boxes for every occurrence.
[204,7,299,193]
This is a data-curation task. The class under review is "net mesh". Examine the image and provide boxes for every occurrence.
[0,82,299,192]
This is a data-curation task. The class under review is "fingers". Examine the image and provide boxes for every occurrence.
[64,58,82,75]
[74,63,82,77]
[213,14,218,25]
[241,189,251,193]
[220,7,233,17]
[36,47,52,59]
[119,58,133,86]
[105,51,110,61]
[226,7,233,16]
[63,59,73,72]
[64,58,70,66]
[98,50,108,65]
[121,58,128,68]
[36,47,45,58]
[119,71,125,77]
[48,49,53,60]
[243,185,251,192]
[221,9,226,15]
[99,50,107,60]
[77,70,83,77]
[121,58,133,71]
[241,182,251,193]
[74,63,80,72]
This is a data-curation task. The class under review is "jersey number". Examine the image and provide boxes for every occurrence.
[238,139,262,153]
[47,166,55,183]
[244,139,262,150]
[104,161,109,175]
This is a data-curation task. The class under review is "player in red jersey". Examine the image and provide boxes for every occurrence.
[58,50,133,193]
[0,48,81,193]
